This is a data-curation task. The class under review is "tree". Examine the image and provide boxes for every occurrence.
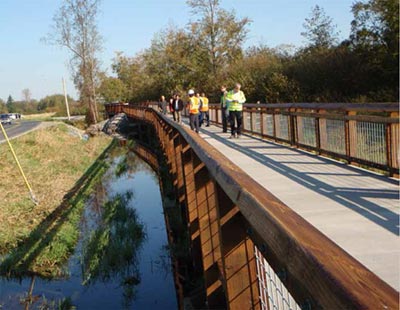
[349,0,399,100]
[13,99,40,114]
[112,52,151,102]
[105,2,251,103]
[6,95,15,113]
[350,0,399,51]
[301,5,339,49]
[187,0,251,88]
[38,94,65,112]
[98,76,128,103]
[22,88,32,104]
[45,0,102,124]
[222,45,301,103]
[142,26,197,97]
[0,99,7,113]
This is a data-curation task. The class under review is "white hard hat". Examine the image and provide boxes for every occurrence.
[188,89,195,95]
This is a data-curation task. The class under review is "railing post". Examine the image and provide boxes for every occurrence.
[194,166,227,308]
[215,186,260,310]
[315,111,321,154]
[388,111,399,176]
[386,119,392,173]
[250,107,254,134]
[272,110,277,142]
[180,147,205,290]
[172,135,186,207]
[346,110,357,164]
[260,109,264,137]
[289,107,296,146]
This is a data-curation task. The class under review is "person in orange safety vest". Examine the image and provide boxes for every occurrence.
[199,92,210,127]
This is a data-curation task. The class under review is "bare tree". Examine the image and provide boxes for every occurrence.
[21,88,32,104]
[45,0,102,124]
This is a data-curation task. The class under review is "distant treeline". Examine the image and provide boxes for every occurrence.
[98,0,398,104]
[0,94,87,116]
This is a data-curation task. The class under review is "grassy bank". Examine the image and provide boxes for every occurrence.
[0,123,113,277]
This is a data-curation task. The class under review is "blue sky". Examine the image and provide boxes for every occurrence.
[0,0,355,101]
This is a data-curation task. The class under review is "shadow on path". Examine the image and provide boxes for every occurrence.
[200,126,399,235]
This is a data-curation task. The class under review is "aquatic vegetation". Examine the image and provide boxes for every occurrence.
[81,191,146,304]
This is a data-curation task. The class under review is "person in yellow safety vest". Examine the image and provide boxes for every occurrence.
[199,92,210,127]
[226,83,246,139]
[220,85,228,133]
[187,89,200,133]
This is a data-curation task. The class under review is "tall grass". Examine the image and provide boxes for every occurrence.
[0,124,113,277]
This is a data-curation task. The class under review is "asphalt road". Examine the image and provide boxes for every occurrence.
[0,121,41,143]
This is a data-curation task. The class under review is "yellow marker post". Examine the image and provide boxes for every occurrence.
[0,122,38,205]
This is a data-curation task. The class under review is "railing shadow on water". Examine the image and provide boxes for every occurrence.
[201,129,399,235]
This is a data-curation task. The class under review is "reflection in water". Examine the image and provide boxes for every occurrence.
[114,147,142,178]
[81,191,146,307]
[0,149,177,309]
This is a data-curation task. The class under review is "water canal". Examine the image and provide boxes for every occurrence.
[0,147,178,309]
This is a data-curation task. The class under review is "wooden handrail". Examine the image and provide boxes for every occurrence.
[105,103,399,309]
[115,101,399,112]
[216,102,398,112]
[105,102,399,175]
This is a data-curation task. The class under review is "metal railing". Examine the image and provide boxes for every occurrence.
[105,103,399,309]
[207,102,399,176]
[255,246,301,310]
[117,101,399,175]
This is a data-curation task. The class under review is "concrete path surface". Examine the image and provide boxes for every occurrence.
[180,118,399,291]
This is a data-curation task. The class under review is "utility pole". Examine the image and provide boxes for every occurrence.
[62,77,71,121]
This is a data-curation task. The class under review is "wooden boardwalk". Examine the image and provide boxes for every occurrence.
[182,119,399,291]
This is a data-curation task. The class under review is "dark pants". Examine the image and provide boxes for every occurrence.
[189,113,199,132]
[229,110,242,136]
[222,108,228,132]
[199,110,209,126]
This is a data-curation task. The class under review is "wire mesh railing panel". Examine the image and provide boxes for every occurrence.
[263,114,274,136]
[255,246,301,310]
[320,119,346,155]
[253,112,262,134]
[297,116,316,147]
[275,114,289,141]
[211,109,218,123]
[243,111,251,131]
[350,121,387,165]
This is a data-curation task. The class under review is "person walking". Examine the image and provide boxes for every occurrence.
[187,89,201,133]
[195,92,203,127]
[159,95,168,115]
[172,93,184,123]
[168,96,174,114]
[226,83,246,138]
[199,92,210,127]
[220,85,228,132]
